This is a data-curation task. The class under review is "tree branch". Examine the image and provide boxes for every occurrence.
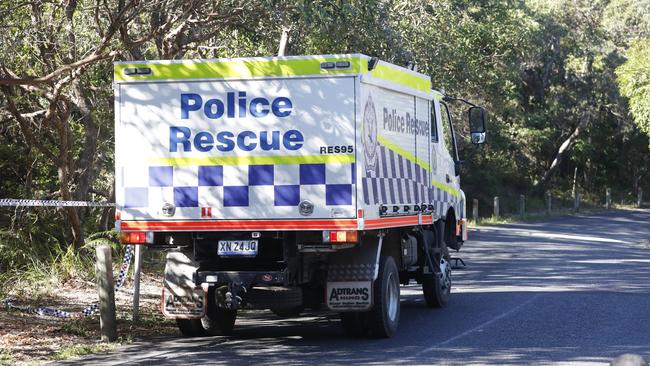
[1,87,58,162]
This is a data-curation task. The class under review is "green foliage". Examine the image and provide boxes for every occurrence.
[616,38,650,140]
[0,242,95,296]
[0,0,648,265]
[0,349,13,366]
[54,342,117,360]
[603,0,650,47]
[0,228,122,296]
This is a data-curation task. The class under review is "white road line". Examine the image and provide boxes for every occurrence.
[473,227,626,244]
[413,293,544,357]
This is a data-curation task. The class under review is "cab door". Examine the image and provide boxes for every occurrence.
[429,98,455,219]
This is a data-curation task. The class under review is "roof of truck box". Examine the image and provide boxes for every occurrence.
[114,54,432,95]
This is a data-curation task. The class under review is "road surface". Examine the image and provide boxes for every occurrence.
[60,209,650,365]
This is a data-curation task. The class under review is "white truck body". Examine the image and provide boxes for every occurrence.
[114,54,479,338]
[114,54,465,233]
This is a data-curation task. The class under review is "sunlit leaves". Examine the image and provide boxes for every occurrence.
[617,38,650,140]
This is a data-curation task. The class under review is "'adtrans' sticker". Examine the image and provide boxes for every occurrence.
[326,281,373,311]
[162,282,206,319]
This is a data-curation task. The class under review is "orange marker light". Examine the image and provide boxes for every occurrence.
[120,231,153,244]
[325,230,359,243]
[456,219,466,236]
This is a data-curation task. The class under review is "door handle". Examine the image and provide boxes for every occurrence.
[446,174,451,183]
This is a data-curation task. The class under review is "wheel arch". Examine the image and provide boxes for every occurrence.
[443,207,460,251]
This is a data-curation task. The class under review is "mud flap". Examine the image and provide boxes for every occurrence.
[162,282,206,318]
[326,235,383,311]
[162,251,205,319]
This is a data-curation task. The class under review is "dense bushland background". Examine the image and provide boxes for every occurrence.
[0,0,648,288]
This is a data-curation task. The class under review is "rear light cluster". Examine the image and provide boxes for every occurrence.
[323,230,359,244]
[120,231,154,244]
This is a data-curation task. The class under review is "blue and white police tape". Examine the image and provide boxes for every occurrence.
[2,245,134,319]
[0,199,115,207]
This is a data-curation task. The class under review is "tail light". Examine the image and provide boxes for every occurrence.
[323,230,359,244]
[120,231,154,244]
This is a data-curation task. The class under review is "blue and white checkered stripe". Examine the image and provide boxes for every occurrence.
[362,146,429,205]
[429,184,454,219]
[3,245,134,318]
[363,145,457,218]
[122,163,355,209]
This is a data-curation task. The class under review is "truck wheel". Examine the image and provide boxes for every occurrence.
[422,256,451,308]
[203,286,237,335]
[202,309,237,336]
[422,221,452,308]
[176,287,237,337]
[176,318,205,337]
[367,255,400,338]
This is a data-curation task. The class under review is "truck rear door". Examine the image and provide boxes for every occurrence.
[116,76,357,222]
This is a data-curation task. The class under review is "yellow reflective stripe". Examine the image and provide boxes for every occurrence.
[377,134,460,198]
[369,63,431,94]
[148,154,355,166]
[431,178,460,198]
[377,135,429,171]
[114,57,362,81]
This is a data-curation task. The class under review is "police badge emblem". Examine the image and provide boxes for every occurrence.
[362,95,378,176]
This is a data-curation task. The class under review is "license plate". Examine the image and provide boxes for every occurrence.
[218,240,258,256]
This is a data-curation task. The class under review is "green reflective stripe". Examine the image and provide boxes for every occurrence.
[377,134,460,198]
[148,154,355,166]
[115,57,361,81]
[369,63,431,93]
[431,178,460,198]
[377,135,429,171]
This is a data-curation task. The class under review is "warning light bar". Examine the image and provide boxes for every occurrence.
[323,230,359,244]
[120,231,154,244]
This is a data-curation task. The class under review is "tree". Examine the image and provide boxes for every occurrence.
[0,0,271,248]
[616,39,650,141]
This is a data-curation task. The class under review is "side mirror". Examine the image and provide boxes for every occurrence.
[469,106,487,145]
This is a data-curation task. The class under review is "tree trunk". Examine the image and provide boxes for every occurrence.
[536,109,594,188]
[100,184,116,231]
[58,163,85,249]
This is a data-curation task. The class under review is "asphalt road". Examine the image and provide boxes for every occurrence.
[60,209,650,366]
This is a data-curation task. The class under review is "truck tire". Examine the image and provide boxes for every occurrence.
[422,263,450,308]
[176,318,204,337]
[422,222,452,308]
[367,255,400,338]
[247,286,303,309]
[176,287,237,336]
[202,308,237,336]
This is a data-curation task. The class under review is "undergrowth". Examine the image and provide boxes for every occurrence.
[54,342,118,360]
[0,230,122,298]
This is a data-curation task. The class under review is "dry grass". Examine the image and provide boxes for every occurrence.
[0,271,179,365]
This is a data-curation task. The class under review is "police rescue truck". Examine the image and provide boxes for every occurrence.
[114,54,486,338]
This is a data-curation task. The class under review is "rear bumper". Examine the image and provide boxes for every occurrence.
[195,270,286,286]
[118,214,439,232]
[121,219,358,231]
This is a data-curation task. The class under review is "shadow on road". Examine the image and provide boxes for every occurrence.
[56,209,650,366]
